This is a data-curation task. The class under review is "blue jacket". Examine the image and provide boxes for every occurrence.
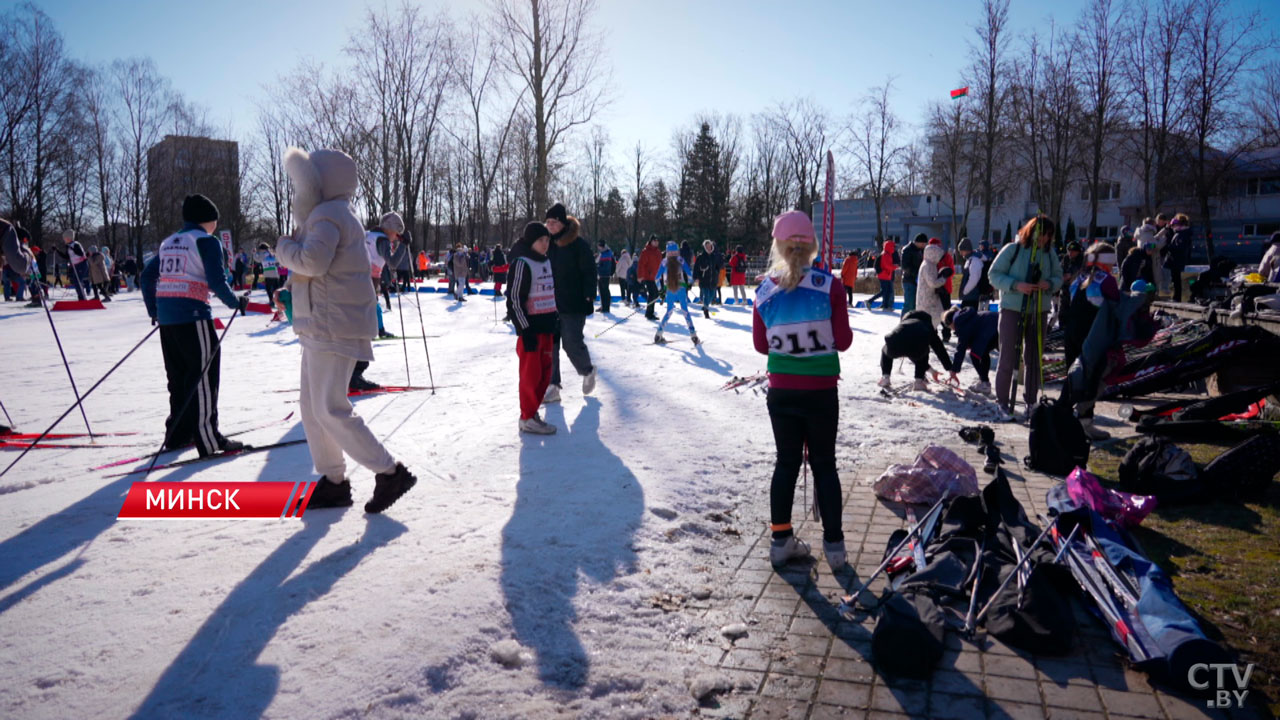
[596,248,616,278]
[950,307,999,371]
[141,223,240,325]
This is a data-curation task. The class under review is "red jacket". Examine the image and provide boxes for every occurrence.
[877,240,898,281]
[637,244,663,281]
[938,249,955,294]
[729,252,748,284]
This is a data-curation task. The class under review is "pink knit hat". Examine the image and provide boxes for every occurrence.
[772,210,815,243]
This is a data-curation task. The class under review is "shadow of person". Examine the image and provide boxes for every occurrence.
[128,512,406,719]
[501,397,643,690]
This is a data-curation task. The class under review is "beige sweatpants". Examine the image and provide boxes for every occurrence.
[299,349,397,481]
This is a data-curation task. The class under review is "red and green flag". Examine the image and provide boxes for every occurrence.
[950,86,969,100]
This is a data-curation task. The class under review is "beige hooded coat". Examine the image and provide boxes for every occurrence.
[276,148,376,361]
[916,243,947,326]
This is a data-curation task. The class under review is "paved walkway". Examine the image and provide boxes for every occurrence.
[695,427,1265,720]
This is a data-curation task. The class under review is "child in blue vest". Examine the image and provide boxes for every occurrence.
[654,242,698,345]
[753,211,854,570]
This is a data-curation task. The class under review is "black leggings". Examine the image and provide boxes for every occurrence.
[880,347,929,380]
[768,387,843,543]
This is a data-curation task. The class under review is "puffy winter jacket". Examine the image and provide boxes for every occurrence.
[900,241,925,284]
[637,243,662,281]
[916,244,948,326]
[276,148,377,361]
[1164,227,1192,269]
[988,240,1064,313]
[877,240,898,281]
[548,216,596,315]
[949,307,999,371]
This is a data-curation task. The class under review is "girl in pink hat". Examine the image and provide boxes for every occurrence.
[752,210,854,571]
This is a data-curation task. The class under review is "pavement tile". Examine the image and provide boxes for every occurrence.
[1156,689,1234,720]
[931,669,986,698]
[985,676,1042,705]
[985,653,1039,680]
[824,658,876,685]
[772,652,825,679]
[814,678,872,710]
[782,633,831,657]
[868,684,927,716]
[747,696,811,720]
[1099,687,1164,718]
[986,699,1050,720]
[760,672,818,700]
[1041,681,1104,711]
[723,648,773,672]
[928,692,987,720]
[1043,710,1107,720]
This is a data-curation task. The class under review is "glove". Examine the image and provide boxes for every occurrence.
[237,294,250,315]
[939,267,954,279]
[521,331,538,352]
[150,316,158,327]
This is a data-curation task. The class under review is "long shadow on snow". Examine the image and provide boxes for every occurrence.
[0,425,311,609]
[128,512,407,719]
[501,397,643,690]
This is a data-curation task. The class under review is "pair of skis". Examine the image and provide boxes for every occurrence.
[90,413,298,471]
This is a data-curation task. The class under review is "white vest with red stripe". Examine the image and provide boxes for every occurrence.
[155,230,213,304]
[520,256,556,315]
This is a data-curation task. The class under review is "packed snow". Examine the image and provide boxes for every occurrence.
[0,284,1009,719]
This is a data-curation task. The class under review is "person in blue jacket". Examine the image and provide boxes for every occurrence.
[141,194,249,456]
[943,306,999,395]
[595,240,616,313]
[654,242,699,345]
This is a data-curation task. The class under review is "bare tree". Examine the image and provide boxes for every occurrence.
[925,100,980,244]
[83,67,120,246]
[1077,0,1125,240]
[966,0,1012,242]
[1251,60,1280,146]
[847,80,907,242]
[582,124,611,239]
[492,0,610,212]
[628,141,647,251]
[1184,0,1271,261]
[113,57,172,258]
[769,97,833,215]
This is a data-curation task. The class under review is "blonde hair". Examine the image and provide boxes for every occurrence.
[767,238,817,291]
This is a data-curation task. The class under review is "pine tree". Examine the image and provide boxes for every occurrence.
[1064,217,1076,250]
[676,123,730,245]
[1004,220,1013,246]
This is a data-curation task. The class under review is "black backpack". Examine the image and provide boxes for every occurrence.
[1118,437,1204,504]
[1024,397,1090,476]
[1201,432,1280,498]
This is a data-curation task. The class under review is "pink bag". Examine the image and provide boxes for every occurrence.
[873,445,980,505]
[1065,466,1157,528]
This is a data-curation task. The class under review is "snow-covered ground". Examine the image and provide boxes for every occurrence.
[0,283,1008,719]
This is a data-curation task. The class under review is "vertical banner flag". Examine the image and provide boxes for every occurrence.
[219,230,233,270]
[822,150,835,271]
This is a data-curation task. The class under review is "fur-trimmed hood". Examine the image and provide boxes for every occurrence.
[284,147,359,228]
[553,216,581,248]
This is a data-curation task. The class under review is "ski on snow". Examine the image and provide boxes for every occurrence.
[90,412,297,471]
[721,373,767,392]
[272,385,449,397]
[104,438,309,477]
[0,429,140,441]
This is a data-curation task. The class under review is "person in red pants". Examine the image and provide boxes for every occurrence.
[507,222,559,435]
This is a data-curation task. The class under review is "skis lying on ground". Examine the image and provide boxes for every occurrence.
[91,412,296,471]
[104,439,309,477]
[2,439,149,450]
[373,335,442,342]
[274,385,448,397]
[721,373,767,391]
[0,429,140,440]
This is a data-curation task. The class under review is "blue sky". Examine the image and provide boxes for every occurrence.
[22,0,1280,168]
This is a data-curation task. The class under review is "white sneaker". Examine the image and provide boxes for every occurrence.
[582,368,597,395]
[769,536,811,566]
[877,376,892,388]
[542,384,561,404]
[824,540,847,569]
[968,380,992,395]
[912,378,929,391]
[518,413,557,435]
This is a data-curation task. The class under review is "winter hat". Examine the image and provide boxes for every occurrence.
[1269,231,1280,245]
[1120,225,1133,238]
[1171,214,1190,229]
[258,242,271,251]
[928,237,942,245]
[62,229,75,241]
[545,203,568,224]
[913,232,928,245]
[771,210,815,242]
[957,238,973,253]
[520,221,550,245]
[1067,240,1082,252]
[182,194,219,224]
[1131,279,1156,295]
[380,212,405,234]
[597,239,606,248]
[666,241,679,253]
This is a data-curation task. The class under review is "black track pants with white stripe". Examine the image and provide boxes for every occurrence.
[160,319,224,454]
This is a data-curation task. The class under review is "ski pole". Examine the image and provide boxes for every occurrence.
[840,496,946,606]
[0,326,158,478]
[410,288,437,394]
[394,285,411,386]
[595,307,641,338]
[973,516,1057,625]
[38,289,93,438]
[963,538,987,637]
[0,397,12,427]
[141,313,238,476]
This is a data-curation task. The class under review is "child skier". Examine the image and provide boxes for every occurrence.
[507,222,559,434]
[943,306,998,395]
[654,242,699,345]
[754,210,853,570]
[729,245,749,304]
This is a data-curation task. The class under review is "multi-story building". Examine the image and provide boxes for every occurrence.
[147,135,239,248]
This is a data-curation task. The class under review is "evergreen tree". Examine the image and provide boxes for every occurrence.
[600,188,627,244]
[958,225,970,244]
[676,123,731,245]
[1004,220,1013,246]
[649,180,672,239]
[1064,217,1076,250]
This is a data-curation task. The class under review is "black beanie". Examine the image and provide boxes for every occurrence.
[545,203,568,224]
[182,194,219,224]
[521,221,551,245]
[913,232,928,244]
